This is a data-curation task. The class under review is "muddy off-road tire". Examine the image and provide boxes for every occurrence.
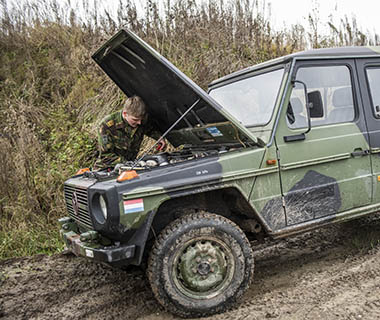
[147,212,254,318]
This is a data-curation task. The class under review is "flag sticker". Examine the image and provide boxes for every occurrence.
[206,126,223,137]
[124,199,144,214]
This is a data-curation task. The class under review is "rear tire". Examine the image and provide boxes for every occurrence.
[147,211,254,317]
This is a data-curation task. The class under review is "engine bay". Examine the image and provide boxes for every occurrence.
[82,144,238,181]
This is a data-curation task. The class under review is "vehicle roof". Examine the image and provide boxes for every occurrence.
[209,46,380,87]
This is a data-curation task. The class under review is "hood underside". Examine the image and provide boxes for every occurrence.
[92,29,258,147]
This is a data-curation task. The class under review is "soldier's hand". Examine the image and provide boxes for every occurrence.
[156,140,166,151]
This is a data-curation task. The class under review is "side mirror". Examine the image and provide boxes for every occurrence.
[284,79,314,143]
[308,91,324,118]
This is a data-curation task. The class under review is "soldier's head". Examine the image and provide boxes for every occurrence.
[122,95,146,128]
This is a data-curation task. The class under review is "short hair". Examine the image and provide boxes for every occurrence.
[123,96,146,118]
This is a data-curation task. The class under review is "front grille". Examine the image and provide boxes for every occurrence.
[64,184,93,229]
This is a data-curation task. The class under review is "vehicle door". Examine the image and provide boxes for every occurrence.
[356,58,380,204]
[275,59,372,226]
[209,66,288,232]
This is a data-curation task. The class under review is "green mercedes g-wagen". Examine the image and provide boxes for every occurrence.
[59,29,380,317]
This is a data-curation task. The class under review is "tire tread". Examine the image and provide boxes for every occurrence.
[147,211,254,318]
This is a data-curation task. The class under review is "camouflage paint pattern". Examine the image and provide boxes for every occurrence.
[96,109,160,167]
[60,29,380,266]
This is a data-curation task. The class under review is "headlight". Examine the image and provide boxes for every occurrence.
[99,194,108,220]
[91,193,110,225]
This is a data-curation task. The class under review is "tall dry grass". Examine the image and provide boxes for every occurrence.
[0,0,379,259]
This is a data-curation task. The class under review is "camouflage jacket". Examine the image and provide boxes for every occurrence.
[96,110,161,167]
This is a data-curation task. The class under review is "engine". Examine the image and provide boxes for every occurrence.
[121,148,219,170]
[82,147,222,181]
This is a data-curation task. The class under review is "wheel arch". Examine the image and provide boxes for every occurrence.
[151,187,269,241]
[128,186,268,267]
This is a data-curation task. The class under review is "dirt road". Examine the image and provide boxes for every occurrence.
[1,216,380,320]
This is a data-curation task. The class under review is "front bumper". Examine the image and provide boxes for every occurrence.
[60,229,135,263]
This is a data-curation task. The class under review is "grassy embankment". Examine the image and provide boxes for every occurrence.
[0,0,378,259]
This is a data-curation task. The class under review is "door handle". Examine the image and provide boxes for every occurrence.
[375,106,380,117]
[351,148,370,157]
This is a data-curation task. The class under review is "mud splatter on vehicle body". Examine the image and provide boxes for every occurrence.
[59,29,380,317]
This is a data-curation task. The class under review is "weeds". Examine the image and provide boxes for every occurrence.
[0,0,379,259]
[350,227,380,253]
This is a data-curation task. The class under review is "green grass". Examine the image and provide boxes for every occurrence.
[0,0,379,260]
[0,224,64,260]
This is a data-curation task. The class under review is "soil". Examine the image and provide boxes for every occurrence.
[1,215,380,320]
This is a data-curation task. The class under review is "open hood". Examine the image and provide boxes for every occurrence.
[92,29,259,147]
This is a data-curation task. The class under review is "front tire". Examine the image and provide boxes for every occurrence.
[147,212,254,317]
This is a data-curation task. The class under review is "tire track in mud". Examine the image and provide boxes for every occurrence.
[1,216,380,320]
[207,218,380,320]
[0,254,155,320]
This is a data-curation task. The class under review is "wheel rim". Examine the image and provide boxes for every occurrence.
[172,236,235,299]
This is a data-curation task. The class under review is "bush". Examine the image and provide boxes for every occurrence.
[0,0,379,259]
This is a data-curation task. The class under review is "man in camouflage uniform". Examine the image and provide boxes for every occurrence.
[95,96,164,168]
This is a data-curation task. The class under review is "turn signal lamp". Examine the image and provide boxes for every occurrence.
[117,170,139,182]
[76,168,90,175]
[266,159,277,165]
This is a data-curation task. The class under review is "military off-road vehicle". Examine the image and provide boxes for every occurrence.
[59,28,380,317]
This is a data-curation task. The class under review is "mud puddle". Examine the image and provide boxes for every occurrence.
[1,216,380,320]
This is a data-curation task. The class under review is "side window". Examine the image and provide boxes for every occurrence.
[366,67,380,118]
[287,65,355,129]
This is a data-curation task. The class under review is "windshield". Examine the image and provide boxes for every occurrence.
[209,68,284,127]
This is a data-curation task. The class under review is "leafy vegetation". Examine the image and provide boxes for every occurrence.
[0,0,379,259]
